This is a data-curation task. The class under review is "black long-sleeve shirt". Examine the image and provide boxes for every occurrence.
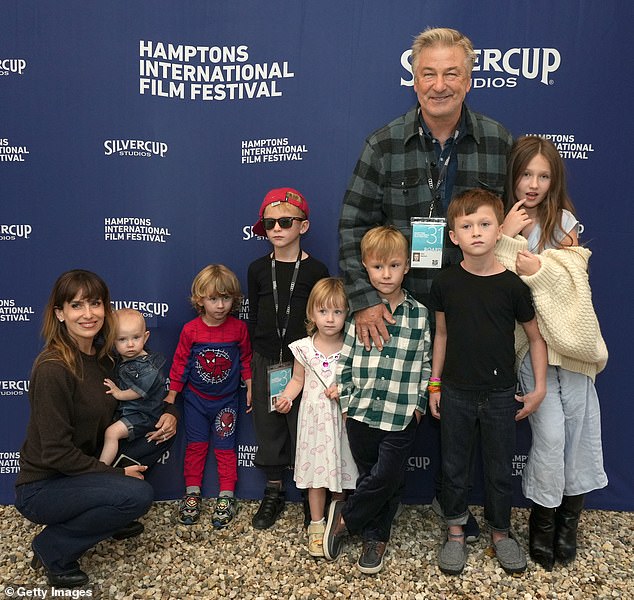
[247,254,329,362]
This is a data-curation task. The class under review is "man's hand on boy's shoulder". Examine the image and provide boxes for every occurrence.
[353,304,395,351]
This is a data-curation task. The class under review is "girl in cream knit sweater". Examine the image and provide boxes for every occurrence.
[496,136,608,572]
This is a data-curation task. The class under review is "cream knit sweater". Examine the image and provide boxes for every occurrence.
[495,234,608,381]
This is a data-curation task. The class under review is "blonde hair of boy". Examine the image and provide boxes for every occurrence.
[190,264,243,315]
[360,225,409,262]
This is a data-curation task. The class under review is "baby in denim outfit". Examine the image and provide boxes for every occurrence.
[99,309,168,465]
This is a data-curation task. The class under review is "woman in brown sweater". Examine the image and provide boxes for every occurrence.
[15,270,177,588]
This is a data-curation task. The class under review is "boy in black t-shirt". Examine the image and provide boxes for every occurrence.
[247,188,329,530]
[428,189,547,576]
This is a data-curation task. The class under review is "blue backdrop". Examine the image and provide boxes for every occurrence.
[2,1,632,510]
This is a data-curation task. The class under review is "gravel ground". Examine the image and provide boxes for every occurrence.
[0,501,632,599]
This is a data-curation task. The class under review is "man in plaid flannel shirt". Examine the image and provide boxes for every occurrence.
[339,27,512,348]
[323,226,431,574]
[337,26,512,549]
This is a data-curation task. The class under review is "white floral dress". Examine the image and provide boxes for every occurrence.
[289,336,358,492]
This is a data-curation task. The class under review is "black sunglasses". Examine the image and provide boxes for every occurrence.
[261,217,305,230]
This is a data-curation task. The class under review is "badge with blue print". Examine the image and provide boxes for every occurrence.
[267,362,293,412]
[410,217,446,268]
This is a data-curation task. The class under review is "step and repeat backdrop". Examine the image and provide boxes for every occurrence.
[1,1,632,509]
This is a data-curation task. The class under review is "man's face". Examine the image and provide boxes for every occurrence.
[413,45,472,125]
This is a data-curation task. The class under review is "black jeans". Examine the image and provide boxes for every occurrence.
[342,416,418,542]
[440,383,516,532]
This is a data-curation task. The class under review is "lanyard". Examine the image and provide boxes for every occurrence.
[271,250,302,362]
[420,128,459,217]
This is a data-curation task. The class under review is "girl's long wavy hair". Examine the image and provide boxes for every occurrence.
[36,270,115,378]
[505,136,577,251]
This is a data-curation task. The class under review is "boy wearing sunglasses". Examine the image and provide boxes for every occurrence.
[247,188,329,530]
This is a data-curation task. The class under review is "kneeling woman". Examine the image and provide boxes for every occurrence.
[15,270,177,587]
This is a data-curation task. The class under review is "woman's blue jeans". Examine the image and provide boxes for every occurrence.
[15,473,153,574]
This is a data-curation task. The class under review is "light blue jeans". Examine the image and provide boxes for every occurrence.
[519,353,608,507]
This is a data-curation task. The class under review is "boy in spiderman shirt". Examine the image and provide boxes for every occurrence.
[166,265,252,528]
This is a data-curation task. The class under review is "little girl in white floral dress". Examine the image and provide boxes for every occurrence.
[275,278,358,557]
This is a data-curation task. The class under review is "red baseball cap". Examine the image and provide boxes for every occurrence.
[252,187,310,237]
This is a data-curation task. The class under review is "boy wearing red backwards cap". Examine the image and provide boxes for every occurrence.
[247,188,329,529]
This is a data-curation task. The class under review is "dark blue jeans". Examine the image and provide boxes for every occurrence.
[15,473,153,574]
[440,383,516,532]
[343,416,418,542]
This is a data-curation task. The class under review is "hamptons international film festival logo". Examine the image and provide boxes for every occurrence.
[237,443,257,468]
[104,217,172,243]
[525,132,594,161]
[400,45,562,88]
[0,57,27,77]
[0,137,30,162]
[138,40,295,101]
[241,136,308,165]
[238,298,249,322]
[0,451,20,474]
[0,299,34,322]
[513,454,527,477]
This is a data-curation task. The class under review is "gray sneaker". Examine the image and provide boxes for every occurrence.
[494,536,527,574]
[439,533,468,575]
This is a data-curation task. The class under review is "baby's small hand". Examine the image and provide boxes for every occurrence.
[104,378,117,394]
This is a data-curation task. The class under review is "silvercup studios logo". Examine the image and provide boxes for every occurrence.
[111,300,170,319]
[0,380,29,395]
[104,139,168,158]
[0,224,32,241]
[400,46,562,88]
[0,58,27,75]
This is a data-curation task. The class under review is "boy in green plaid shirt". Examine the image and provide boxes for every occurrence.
[324,226,431,574]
